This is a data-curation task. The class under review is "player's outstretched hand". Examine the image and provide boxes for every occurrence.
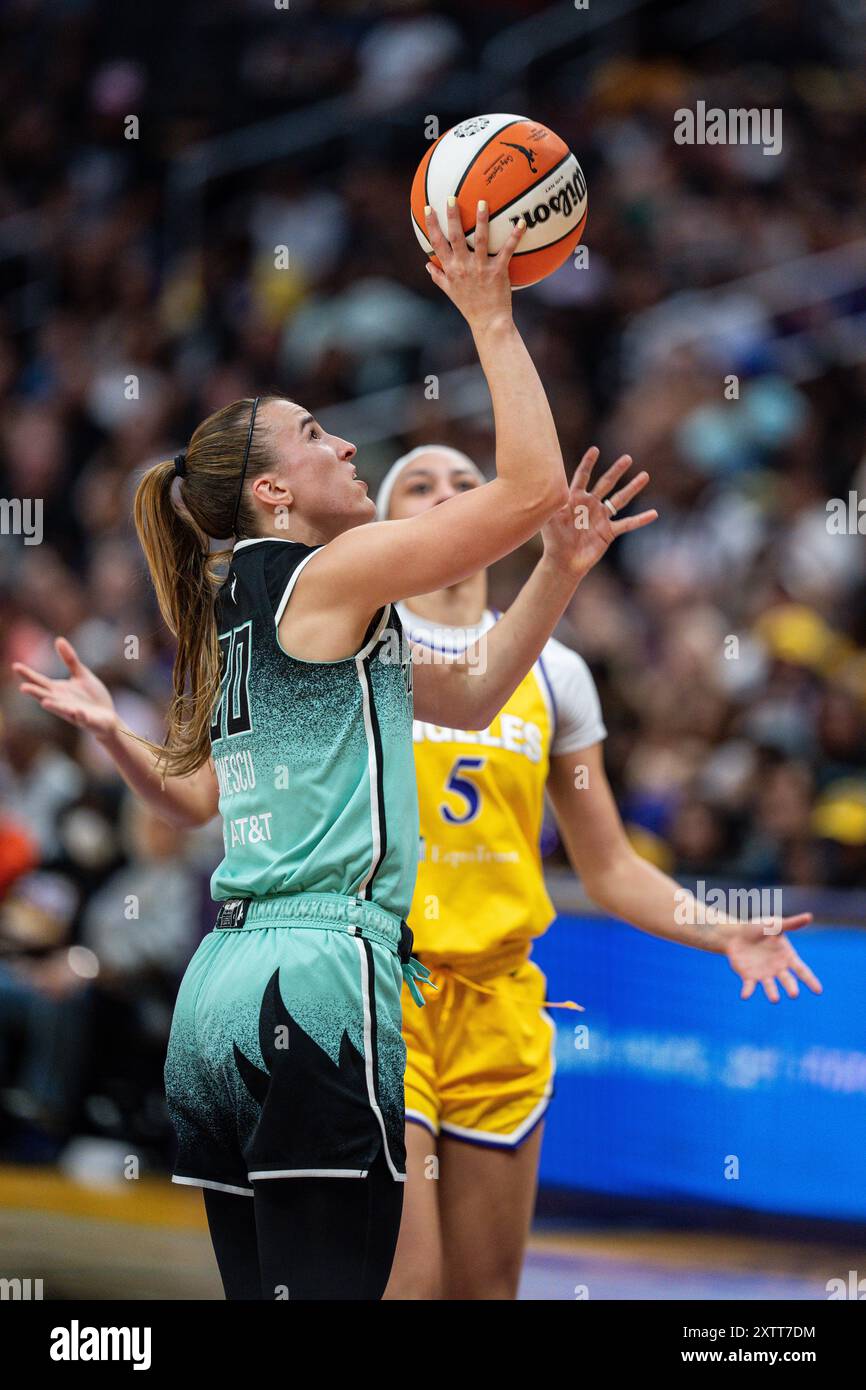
[724,913,823,1003]
[541,446,658,581]
[423,198,525,331]
[12,637,119,741]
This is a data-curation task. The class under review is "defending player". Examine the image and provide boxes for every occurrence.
[376,444,823,1301]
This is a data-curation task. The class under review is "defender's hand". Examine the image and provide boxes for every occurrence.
[542,447,658,581]
[724,914,822,1003]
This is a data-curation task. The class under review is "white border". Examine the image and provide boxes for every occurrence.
[248,1168,368,1180]
[172,1175,254,1197]
[352,935,407,1182]
[405,1107,439,1137]
[232,537,292,551]
[354,656,382,901]
[273,546,322,627]
[439,1091,551,1148]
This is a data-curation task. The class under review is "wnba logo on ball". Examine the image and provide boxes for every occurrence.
[453,117,491,138]
[508,165,587,230]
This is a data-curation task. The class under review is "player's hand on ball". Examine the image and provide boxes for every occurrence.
[423,198,524,330]
[541,447,658,581]
[12,636,120,741]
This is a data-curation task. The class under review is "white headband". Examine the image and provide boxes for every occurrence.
[374,445,485,520]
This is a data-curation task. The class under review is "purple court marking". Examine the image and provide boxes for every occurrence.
[519,1248,828,1301]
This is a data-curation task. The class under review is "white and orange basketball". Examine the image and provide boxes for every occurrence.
[410,113,587,289]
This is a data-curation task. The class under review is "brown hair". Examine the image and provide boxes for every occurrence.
[132,395,284,780]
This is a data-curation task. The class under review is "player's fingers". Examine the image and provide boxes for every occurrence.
[571,447,599,495]
[11,663,53,691]
[780,913,814,932]
[425,262,448,292]
[761,977,781,1004]
[424,205,453,265]
[445,196,468,260]
[55,636,83,676]
[17,681,54,701]
[494,216,526,269]
[740,978,757,1001]
[610,509,658,536]
[473,199,489,260]
[591,454,632,500]
[607,470,650,513]
[779,969,800,999]
[790,957,823,995]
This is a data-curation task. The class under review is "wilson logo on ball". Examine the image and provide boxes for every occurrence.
[508,165,587,229]
[410,112,588,288]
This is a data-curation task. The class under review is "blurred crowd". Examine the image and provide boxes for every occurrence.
[0,0,864,1163]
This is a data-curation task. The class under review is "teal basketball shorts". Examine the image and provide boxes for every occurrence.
[164,892,428,1196]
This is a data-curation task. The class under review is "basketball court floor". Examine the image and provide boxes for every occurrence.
[0,1167,859,1301]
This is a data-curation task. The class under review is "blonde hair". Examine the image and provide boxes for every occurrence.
[132,395,284,779]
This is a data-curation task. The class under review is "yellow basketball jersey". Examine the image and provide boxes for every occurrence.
[409,658,555,970]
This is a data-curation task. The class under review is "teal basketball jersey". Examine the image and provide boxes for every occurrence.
[209,537,419,921]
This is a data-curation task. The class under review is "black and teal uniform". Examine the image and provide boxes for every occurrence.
[164,537,426,1196]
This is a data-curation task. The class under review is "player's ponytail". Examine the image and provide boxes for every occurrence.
[132,396,282,779]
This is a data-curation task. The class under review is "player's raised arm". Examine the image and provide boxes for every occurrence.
[291,200,569,619]
[411,447,657,728]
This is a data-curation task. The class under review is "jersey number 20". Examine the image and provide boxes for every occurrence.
[210,621,253,741]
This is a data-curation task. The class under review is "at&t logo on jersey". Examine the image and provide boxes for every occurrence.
[226,812,273,848]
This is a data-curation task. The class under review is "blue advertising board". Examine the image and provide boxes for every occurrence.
[531,914,866,1222]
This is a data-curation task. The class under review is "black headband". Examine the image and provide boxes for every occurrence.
[231,396,260,537]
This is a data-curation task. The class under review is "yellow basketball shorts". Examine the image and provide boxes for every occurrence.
[401,956,556,1149]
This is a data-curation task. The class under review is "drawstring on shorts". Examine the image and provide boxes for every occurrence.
[419,961,584,1013]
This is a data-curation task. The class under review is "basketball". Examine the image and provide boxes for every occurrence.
[410,113,587,288]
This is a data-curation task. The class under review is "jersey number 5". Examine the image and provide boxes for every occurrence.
[210,621,253,741]
[440,756,485,825]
